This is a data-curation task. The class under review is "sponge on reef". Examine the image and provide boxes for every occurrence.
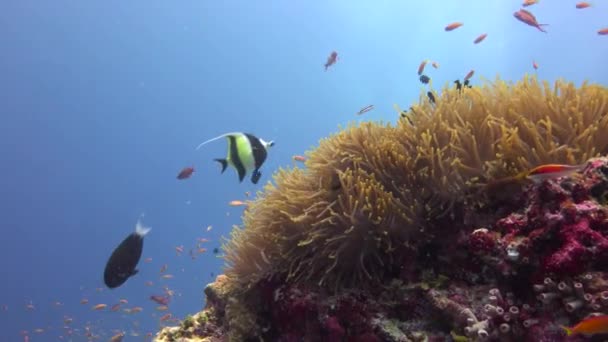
[223,75,608,292]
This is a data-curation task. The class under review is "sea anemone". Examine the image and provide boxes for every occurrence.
[223,75,608,293]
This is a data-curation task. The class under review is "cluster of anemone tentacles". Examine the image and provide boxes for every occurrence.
[222,75,608,293]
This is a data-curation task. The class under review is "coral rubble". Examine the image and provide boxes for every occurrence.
[155,76,608,342]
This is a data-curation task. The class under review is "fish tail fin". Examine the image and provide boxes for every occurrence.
[561,326,573,336]
[195,132,240,150]
[539,24,548,32]
[135,217,151,237]
[214,159,228,173]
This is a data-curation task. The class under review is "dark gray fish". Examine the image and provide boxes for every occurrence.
[454,80,462,91]
[196,132,275,184]
[427,91,436,104]
[419,75,430,84]
[103,218,151,289]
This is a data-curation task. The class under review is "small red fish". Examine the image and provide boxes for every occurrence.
[229,200,248,207]
[417,60,428,75]
[532,60,538,70]
[473,33,487,44]
[110,332,125,342]
[598,28,608,35]
[576,2,591,9]
[150,295,170,305]
[293,155,306,162]
[324,51,338,71]
[177,167,194,180]
[445,22,463,31]
[522,0,538,7]
[464,70,475,81]
[526,163,586,183]
[91,303,107,311]
[514,9,548,32]
[431,61,439,69]
[356,105,374,115]
[563,314,608,336]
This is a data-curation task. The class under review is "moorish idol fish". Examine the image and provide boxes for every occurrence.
[196,132,275,184]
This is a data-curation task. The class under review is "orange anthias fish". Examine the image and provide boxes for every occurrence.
[598,28,608,35]
[522,0,539,7]
[513,9,548,33]
[324,51,338,71]
[525,163,586,183]
[91,304,107,311]
[293,155,306,162]
[563,315,608,336]
[177,166,194,180]
[357,105,374,115]
[431,61,439,69]
[484,163,586,195]
[473,33,487,44]
[575,2,591,9]
[464,70,475,81]
[417,60,428,75]
[229,200,248,207]
[444,22,463,31]
[533,60,538,70]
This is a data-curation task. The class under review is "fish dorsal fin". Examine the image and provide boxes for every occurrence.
[195,132,243,150]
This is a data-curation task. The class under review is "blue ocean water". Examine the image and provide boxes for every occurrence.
[0,0,606,340]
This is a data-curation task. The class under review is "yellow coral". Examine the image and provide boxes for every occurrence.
[223,75,608,292]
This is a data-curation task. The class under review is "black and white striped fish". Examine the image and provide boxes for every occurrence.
[196,132,275,184]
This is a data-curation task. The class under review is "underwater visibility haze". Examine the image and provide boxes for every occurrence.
[1,0,608,341]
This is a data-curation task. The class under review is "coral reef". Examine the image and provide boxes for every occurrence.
[224,75,608,293]
[154,76,608,341]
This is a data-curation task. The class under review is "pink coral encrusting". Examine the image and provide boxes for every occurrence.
[473,158,608,279]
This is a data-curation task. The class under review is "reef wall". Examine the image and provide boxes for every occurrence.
[155,76,608,342]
